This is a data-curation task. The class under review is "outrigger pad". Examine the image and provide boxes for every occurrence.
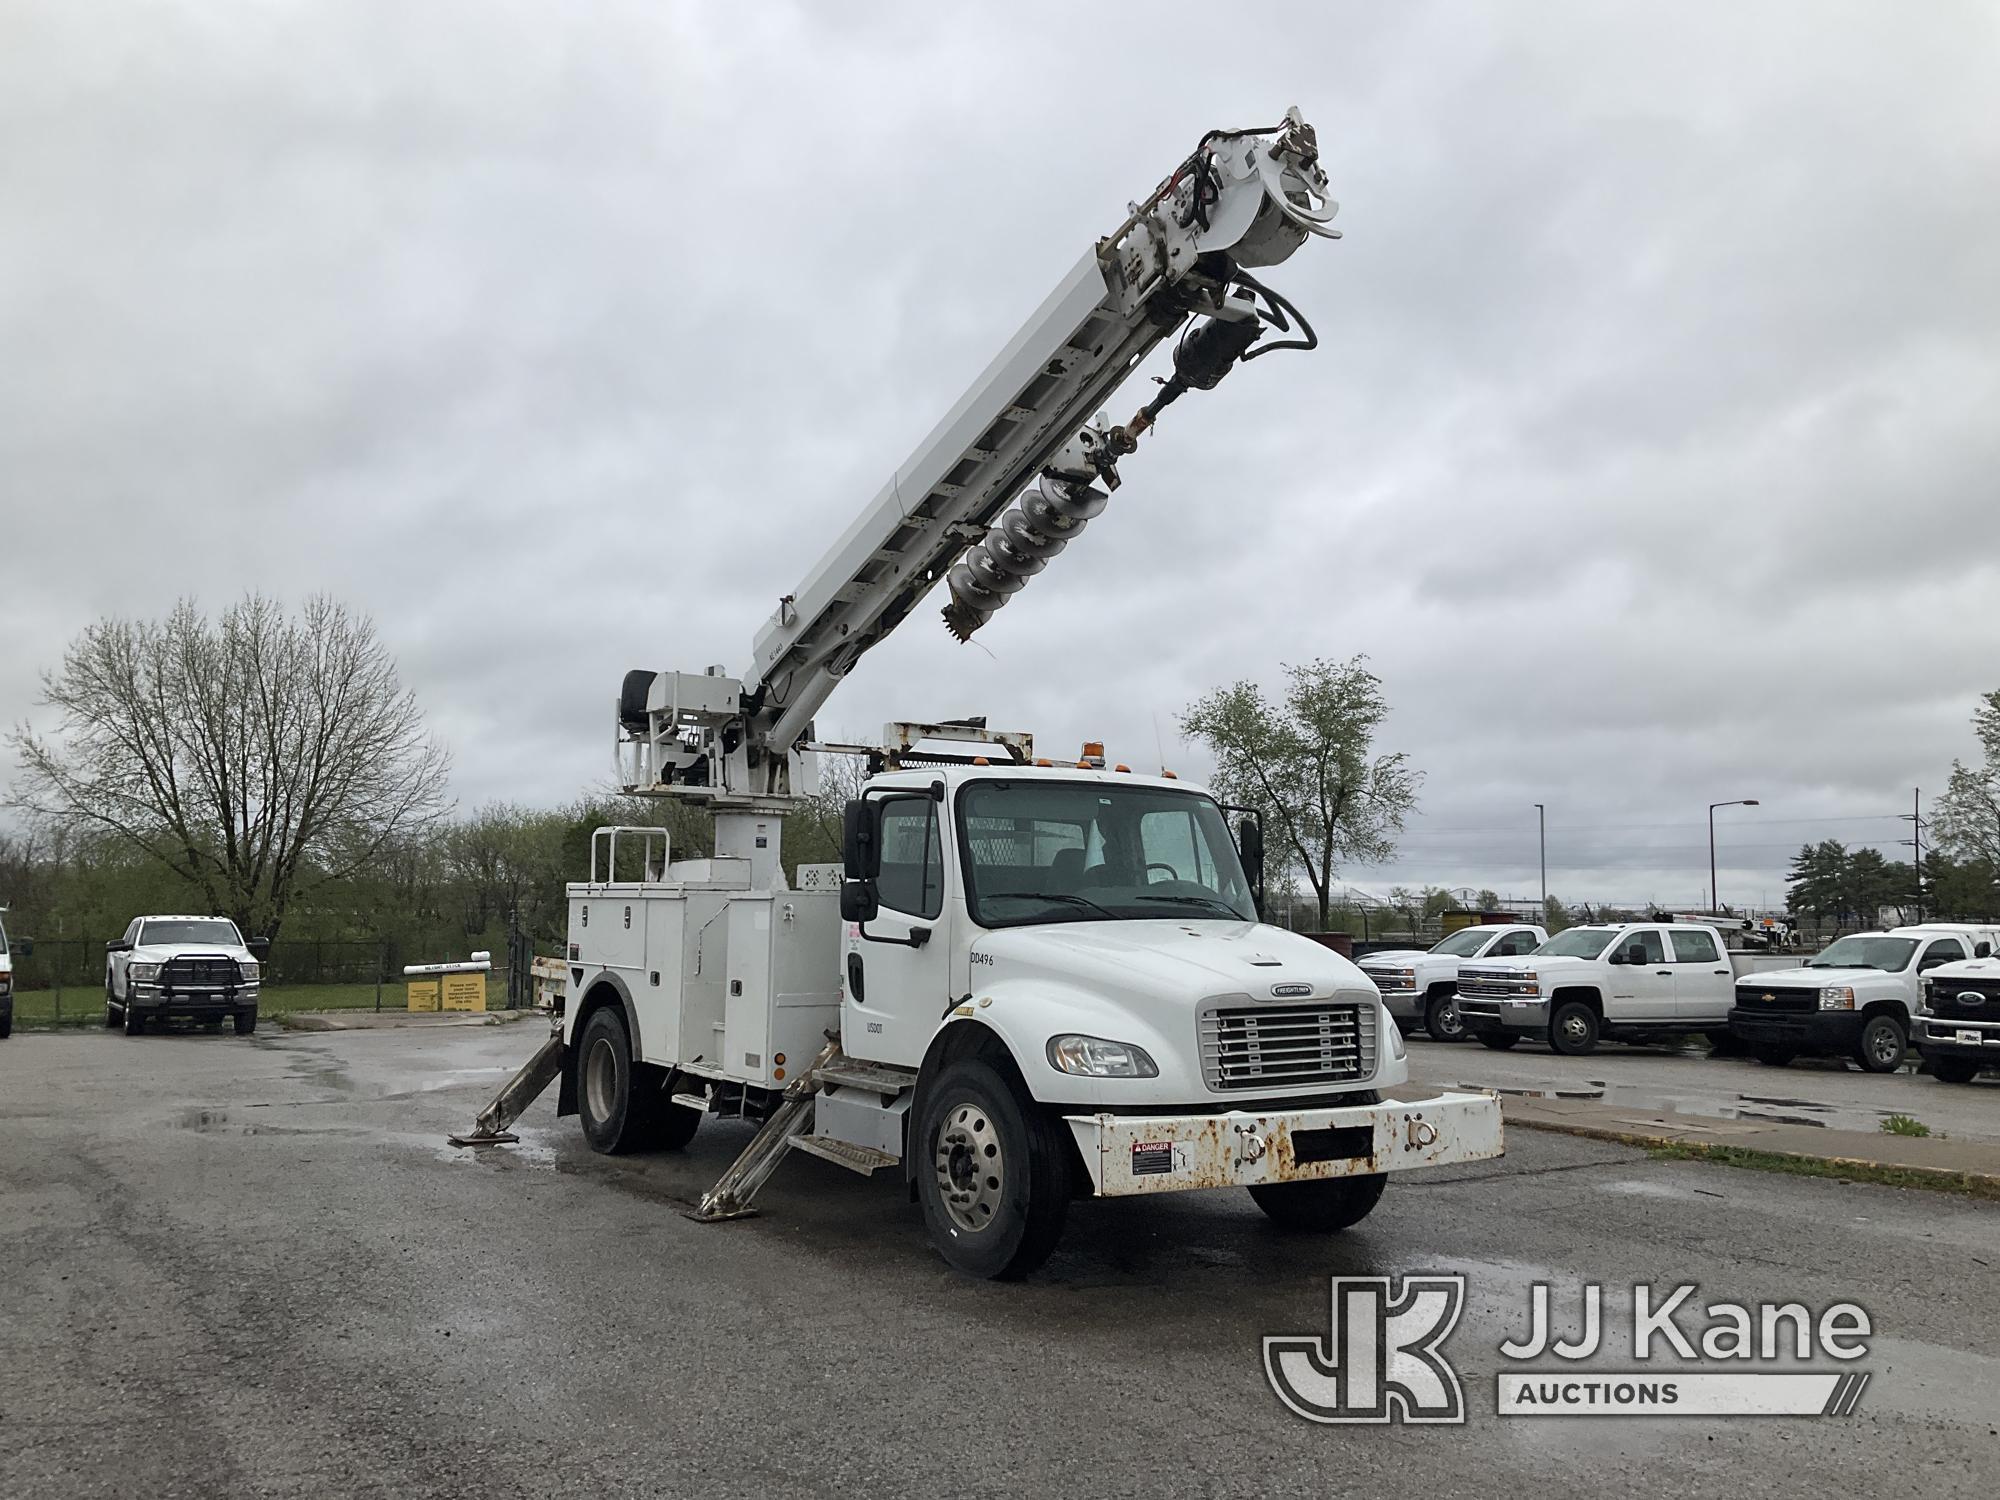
[448,1131,521,1147]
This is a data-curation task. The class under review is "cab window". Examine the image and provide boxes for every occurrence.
[875,798,943,920]
[1623,930,1667,964]
[1493,930,1538,957]
[1670,930,1720,963]
[1919,939,1966,972]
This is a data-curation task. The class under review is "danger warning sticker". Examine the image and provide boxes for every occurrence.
[1132,1140,1177,1176]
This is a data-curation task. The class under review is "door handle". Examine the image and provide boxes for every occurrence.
[1656,970,1673,976]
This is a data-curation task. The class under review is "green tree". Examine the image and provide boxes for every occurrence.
[1786,840,1850,923]
[1541,895,1571,933]
[1180,656,1421,930]
[1936,690,2000,867]
[1925,852,2000,920]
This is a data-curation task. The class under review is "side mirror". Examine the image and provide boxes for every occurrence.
[106,939,131,954]
[1236,815,1265,909]
[842,799,879,881]
[839,879,879,925]
[1978,942,1992,960]
[249,938,271,960]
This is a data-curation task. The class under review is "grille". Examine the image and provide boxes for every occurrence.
[1458,972,1525,1000]
[1928,982,2000,1021]
[161,954,243,990]
[1734,984,1817,1014]
[1200,1002,1376,1091]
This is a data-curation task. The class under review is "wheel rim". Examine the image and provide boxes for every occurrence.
[934,1100,1005,1234]
[1435,999,1463,1037]
[584,1035,618,1122]
[1561,1012,1589,1042]
[1870,1026,1901,1066]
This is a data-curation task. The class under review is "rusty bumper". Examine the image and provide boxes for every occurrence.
[1062,1090,1503,1197]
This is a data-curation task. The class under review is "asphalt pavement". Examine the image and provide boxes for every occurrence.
[2,1025,1996,1499]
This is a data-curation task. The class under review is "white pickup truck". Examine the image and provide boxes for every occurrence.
[1456,921,1750,1055]
[0,908,22,1040]
[1728,924,1997,1073]
[1915,949,2000,1084]
[1358,924,1547,1042]
[105,915,267,1035]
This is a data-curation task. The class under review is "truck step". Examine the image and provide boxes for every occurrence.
[811,1058,920,1096]
[671,1092,711,1112]
[786,1133,900,1176]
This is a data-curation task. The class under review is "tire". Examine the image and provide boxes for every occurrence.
[105,979,120,1028]
[644,1073,703,1151]
[1930,1057,1981,1085]
[575,1007,648,1154]
[1854,1014,1907,1074]
[0,1015,10,1040]
[1549,1000,1600,1056]
[1705,1030,1745,1057]
[123,1002,144,1036]
[1424,989,1467,1043]
[1478,1033,1521,1051]
[1249,1173,1388,1232]
[914,1057,1071,1280]
[234,1009,257,1037]
[1753,1046,1795,1067]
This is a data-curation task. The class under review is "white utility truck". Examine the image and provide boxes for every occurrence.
[0,907,22,1040]
[1359,924,1546,1042]
[1456,921,1767,1056]
[458,108,1504,1278]
[1730,924,1998,1073]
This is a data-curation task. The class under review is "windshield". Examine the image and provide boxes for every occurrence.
[1535,927,1619,960]
[1808,936,1916,972]
[140,919,243,947]
[958,780,1257,929]
[1430,928,1497,957]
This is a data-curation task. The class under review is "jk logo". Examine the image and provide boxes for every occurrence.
[1264,1275,1467,1424]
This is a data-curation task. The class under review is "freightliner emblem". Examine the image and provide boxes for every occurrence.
[1271,982,1313,998]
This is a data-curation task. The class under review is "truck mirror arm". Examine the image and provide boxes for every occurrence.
[858,923,931,950]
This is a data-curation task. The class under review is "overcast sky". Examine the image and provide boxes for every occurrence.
[4,1,1996,914]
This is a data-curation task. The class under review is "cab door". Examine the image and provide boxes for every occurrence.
[1609,928,1677,1023]
[842,792,953,1069]
[1667,927,1732,1021]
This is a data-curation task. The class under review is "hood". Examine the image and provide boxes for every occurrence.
[130,941,254,963]
[1466,954,1592,976]
[974,919,1373,1004]
[1746,964,1893,987]
[1359,948,1430,968]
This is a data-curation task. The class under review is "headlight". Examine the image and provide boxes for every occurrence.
[1046,1035,1159,1078]
[1390,968,1416,981]
[239,960,260,981]
[1387,1015,1408,1060]
[129,962,162,982]
[0,974,11,995]
[1819,986,1856,1011]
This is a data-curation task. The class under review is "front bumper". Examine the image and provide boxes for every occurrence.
[1458,998,1548,1033]
[1063,1089,1504,1197]
[1916,1014,2000,1063]
[1371,985,1423,1021]
[129,982,259,1018]
[1728,1006,1864,1051]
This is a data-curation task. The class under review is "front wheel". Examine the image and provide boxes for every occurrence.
[1753,1046,1795,1067]
[123,1001,144,1036]
[234,1009,257,1036]
[914,1058,1071,1280]
[1424,991,1467,1043]
[1930,1056,1981,1085]
[1855,1015,1907,1074]
[1249,1173,1387,1232]
[1478,1033,1521,1051]
[1549,1000,1600,1056]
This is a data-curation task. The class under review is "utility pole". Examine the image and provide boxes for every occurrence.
[1900,787,1926,921]
[1709,798,1760,914]
[1533,803,1547,912]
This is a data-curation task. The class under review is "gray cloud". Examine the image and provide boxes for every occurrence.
[3,0,1996,913]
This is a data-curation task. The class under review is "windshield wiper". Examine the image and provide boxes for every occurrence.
[1132,893,1248,919]
[982,892,1120,921]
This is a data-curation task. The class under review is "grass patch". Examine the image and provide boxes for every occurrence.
[1880,1113,1932,1138]
[1646,1140,1998,1200]
[11,981,418,1028]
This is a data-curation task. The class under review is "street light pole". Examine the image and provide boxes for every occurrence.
[1534,803,1547,911]
[1709,798,1760,913]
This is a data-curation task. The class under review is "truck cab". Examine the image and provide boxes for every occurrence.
[1729,925,1996,1073]
[1456,921,1740,1055]
[557,762,1504,1278]
[1359,923,1547,1043]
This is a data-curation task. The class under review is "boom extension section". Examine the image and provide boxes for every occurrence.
[618,108,1340,805]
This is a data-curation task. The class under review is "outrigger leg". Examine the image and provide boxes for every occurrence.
[684,1040,839,1222]
[449,1028,565,1147]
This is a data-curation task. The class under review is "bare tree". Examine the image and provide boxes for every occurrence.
[9,594,451,939]
[1181,656,1422,931]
